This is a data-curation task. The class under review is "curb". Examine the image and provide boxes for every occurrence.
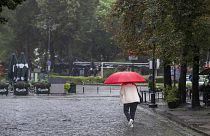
[159,111,210,136]
[141,103,210,136]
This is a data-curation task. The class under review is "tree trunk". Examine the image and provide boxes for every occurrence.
[178,46,187,104]
[163,61,172,88]
[51,44,55,72]
[192,45,200,108]
[67,39,73,75]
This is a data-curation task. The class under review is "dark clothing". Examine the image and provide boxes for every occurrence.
[123,102,138,121]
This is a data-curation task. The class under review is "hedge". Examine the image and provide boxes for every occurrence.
[50,75,105,84]
[50,74,164,85]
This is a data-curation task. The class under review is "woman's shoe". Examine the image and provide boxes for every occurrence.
[128,119,133,127]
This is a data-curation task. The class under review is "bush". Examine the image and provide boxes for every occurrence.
[64,82,70,93]
[50,74,162,84]
[50,75,105,84]
[164,86,179,103]
[155,76,164,83]
[0,82,9,89]
[14,81,30,89]
[144,76,163,83]
[156,84,164,92]
[103,69,116,78]
[33,80,51,89]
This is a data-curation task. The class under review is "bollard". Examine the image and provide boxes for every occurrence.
[151,93,155,104]
[144,92,146,102]
[97,84,99,94]
[149,93,157,108]
[110,86,111,94]
[149,91,151,101]
[141,91,143,101]
[82,82,85,94]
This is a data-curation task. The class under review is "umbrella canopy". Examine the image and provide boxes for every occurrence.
[16,52,29,81]
[8,53,18,82]
[199,68,210,75]
[104,71,146,84]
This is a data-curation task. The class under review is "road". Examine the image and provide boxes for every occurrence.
[0,95,203,136]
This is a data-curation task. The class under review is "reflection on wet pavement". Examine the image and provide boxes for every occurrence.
[0,95,202,136]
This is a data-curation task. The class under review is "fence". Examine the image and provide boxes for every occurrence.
[75,84,164,103]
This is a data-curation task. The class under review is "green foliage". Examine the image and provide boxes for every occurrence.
[0,0,121,69]
[164,86,179,103]
[0,81,9,89]
[156,76,163,83]
[0,0,25,23]
[51,75,105,84]
[156,84,164,92]
[96,0,116,24]
[33,80,51,89]
[64,82,70,92]
[106,0,210,107]
[144,75,163,83]
[14,81,30,89]
[103,68,116,78]
[186,82,192,88]
[0,25,16,62]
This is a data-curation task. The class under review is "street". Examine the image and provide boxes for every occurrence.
[0,95,203,136]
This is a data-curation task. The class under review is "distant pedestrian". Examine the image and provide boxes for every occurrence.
[120,82,140,128]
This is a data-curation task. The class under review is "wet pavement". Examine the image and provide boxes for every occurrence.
[149,99,210,136]
[0,95,203,136]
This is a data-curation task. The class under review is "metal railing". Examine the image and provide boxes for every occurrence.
[76,84,164,102]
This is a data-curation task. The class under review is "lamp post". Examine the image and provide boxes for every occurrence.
[149,42,157,108]
[47,25,51,62]
[46,25,52,73]
[43,17,57,72]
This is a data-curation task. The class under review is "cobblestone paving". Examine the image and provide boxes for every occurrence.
[0,95,203,136]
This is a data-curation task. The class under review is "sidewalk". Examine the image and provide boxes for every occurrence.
[142,99,210,136]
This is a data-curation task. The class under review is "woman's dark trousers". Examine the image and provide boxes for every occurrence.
[123,102,138,121]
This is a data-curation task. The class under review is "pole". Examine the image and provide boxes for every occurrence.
[173,63,176,87]
[48,27,51,61]
[149,43,157,108]
[152,44,155,93]
[101,62,104,78]
[131,60,134,71]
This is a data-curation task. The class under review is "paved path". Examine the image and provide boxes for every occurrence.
[151,99,210,136]
[0,95,203,136]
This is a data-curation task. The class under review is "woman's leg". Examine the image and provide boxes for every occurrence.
[130,102,138,120]
[123,103,131,121]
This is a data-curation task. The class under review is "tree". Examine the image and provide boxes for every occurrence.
[106,0,210,108]
[0,0,26,63]
[105,0,180,87]
[0,0,122,73]
[170,0,210,107]
[10,0,40,67]
[0,24,15,62]
[0,0,25,23]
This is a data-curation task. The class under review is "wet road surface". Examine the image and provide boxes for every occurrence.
[0,95,203,136]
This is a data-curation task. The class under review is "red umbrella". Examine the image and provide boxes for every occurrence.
[104,71,146,84]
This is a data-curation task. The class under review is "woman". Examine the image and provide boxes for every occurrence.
[120,82,140,128]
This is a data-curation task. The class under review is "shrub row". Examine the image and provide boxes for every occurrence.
[50,75,105,84]
[50,75,164,84]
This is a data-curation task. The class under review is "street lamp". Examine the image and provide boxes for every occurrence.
[149,41,157,108]
[43,17,57,72]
